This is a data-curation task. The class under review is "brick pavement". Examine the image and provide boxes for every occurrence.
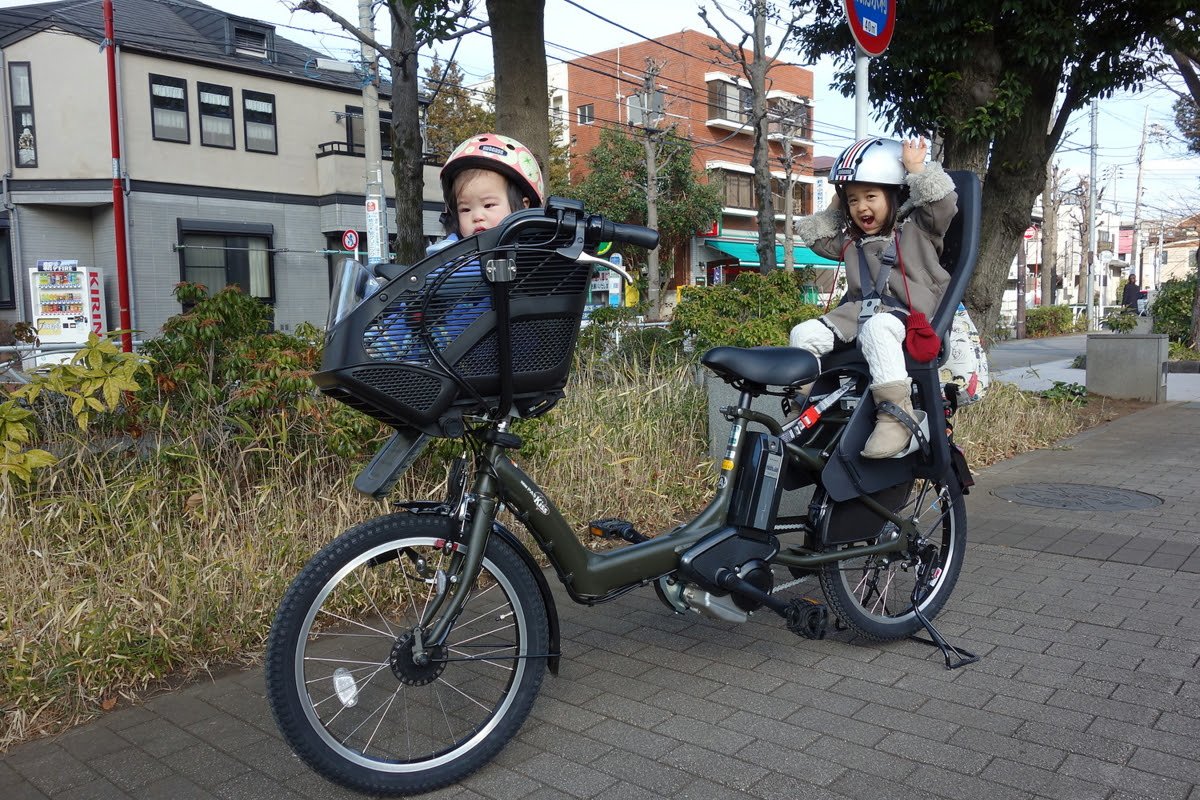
[3,404,1199,800]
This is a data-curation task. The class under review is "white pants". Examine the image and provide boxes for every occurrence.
[789,314,907,385]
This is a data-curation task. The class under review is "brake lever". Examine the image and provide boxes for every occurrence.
[574,251,633,284]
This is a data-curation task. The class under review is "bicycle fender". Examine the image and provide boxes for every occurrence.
[396,502,562,675]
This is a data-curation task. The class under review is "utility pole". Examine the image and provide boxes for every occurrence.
[1131,107,1148,288]
[102,0,133,351]
[1041,163,1059,307]
[775,102,802,272]
[1086,99,1098,330]
[359,0,388,265]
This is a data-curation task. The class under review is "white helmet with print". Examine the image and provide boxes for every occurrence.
[829,138,906,187]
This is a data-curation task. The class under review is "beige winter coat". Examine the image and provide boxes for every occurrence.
[796,162,958,342]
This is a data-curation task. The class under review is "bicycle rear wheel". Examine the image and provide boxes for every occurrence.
[264,512,549,796]
[818,475,966,641]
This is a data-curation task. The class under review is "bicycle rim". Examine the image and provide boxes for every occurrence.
[819,476,966,640]
[267,519,546,794]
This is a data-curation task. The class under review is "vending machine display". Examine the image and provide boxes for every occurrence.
[29,261,107,345]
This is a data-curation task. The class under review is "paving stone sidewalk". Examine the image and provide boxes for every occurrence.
[3,405,1199,800]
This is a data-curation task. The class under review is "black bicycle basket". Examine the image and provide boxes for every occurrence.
[314,207,595,438]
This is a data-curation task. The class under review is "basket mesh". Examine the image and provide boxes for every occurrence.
[317,224,592,436]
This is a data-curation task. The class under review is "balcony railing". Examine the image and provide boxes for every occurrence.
[316,141,393,160]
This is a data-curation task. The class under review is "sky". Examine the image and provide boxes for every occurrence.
[3,0,1197,217]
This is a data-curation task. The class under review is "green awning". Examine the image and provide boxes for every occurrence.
[705,239,839,268]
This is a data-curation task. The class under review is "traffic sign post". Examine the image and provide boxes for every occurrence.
[843,0,897,138]
[342,229,359,260]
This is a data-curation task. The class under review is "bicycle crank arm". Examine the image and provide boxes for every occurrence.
[715,569,829,639]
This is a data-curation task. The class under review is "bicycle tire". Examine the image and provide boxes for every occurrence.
[818,475,966,641]
[264,512,549,796]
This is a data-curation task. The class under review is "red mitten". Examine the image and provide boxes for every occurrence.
[904,312,940,362]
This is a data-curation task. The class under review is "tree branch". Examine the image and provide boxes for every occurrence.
[290,0,391,56]
[1171,50,1200,105]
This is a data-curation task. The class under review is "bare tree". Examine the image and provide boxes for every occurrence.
[699,1,802,274]
[291,1,484,263]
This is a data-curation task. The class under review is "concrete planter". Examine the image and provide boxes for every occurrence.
[1085,333,1168,403]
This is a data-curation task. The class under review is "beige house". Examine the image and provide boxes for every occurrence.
[1,0,444,340]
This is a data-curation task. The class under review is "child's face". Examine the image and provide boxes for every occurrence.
[843,182,891,236]
[454,170,526,235]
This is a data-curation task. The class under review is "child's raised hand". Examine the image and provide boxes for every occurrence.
[901,136,928,174]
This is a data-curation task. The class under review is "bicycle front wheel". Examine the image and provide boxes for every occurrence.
[818,475,966,641]
[264,512,549,796]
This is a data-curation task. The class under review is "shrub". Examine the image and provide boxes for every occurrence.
[1024,304,1076,337]
[1150,271,1196,344]
[1100,309,1137,333]
[669,269,823,351]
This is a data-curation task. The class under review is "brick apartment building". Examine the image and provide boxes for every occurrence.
[559,29,835,305]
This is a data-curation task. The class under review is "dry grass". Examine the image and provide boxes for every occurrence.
[955,381,1150,469]
[0,360,1136,750]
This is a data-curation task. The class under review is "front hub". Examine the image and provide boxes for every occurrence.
[389,632,447,686]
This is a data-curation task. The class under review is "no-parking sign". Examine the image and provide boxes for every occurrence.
[843,0,896,57]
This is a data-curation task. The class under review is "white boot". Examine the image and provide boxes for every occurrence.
[861,379,914,459]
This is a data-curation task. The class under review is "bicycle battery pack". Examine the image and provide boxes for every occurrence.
[728,432,785,533]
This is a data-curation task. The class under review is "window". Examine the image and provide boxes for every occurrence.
[179,221,274,302]
[768,99,812,141]
[707,79,750,125]
[243,90,276,153]
[9,63,36,167]
[577,103,594,125]
[343,106,393,159]
[0,220,14,308]
[198,83,234,148]
[772,177,809,214]
[627,89,664,127]
[149,74,189,142]
[721,170,753,209]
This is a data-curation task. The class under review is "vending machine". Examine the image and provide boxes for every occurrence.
[29,260,107,345]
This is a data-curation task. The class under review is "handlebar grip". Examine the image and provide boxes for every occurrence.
[586,216,659,250]
[608,221,660,250]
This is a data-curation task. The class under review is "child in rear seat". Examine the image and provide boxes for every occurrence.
[789,136,957,459]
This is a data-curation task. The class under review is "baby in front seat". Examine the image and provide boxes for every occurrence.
[789,136,958,459]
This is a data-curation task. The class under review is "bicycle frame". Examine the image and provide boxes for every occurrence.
[418,384,914,648]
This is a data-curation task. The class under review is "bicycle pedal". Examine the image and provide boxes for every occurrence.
[785,598,828,640]
[587,518,648,544]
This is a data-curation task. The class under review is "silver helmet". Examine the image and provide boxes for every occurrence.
[829,138,906,186]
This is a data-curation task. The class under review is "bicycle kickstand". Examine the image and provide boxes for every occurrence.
[907,557,979,670]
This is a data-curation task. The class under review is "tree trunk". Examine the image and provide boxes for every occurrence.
[385,9,427,266]
[487,0,550,177]
[953,72,1059,341]
[644,134,663,320]
[750,3,776,273]
[1191,246,1200,349]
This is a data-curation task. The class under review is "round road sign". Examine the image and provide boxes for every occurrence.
[843,0,896,57]
[342,230,359,251]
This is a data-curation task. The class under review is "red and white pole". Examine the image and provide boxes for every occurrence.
[103,0,133,352]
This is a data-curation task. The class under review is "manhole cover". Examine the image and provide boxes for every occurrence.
[992,484,1163,511]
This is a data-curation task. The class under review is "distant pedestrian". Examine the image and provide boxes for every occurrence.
[1121,273,1140,314]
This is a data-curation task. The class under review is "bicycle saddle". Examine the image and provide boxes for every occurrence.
[702,346,819,390]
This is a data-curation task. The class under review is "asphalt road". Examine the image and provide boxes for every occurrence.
[988,333,1090,371]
